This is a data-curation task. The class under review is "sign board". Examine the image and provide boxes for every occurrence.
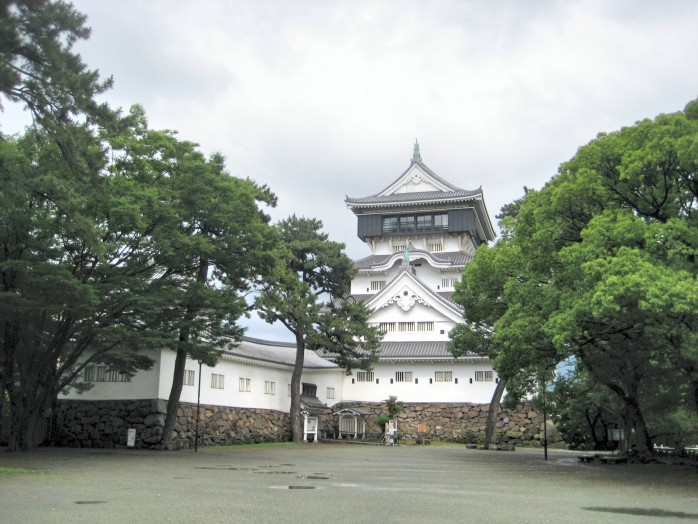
[127,428,136,447]
[417,424,427,433]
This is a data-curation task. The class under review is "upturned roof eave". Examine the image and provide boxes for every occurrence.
[345,191,484,209]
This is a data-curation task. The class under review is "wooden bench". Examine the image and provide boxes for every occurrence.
[417,435,432,445]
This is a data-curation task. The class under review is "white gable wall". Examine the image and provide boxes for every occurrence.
[379,164,451,195]
[370,302,455,342]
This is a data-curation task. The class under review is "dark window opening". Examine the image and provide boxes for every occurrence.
[302,383,317,396]
[382,213,449,234]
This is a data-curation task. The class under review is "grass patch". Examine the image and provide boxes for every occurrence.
[0,466,40,475]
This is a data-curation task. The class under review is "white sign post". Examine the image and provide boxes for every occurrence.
[127,428,136,448]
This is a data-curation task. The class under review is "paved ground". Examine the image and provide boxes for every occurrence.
[1,443,697,523]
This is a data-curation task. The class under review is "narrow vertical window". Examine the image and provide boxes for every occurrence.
[211,374,224,389]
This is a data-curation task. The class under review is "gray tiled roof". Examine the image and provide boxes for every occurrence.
[437,291,455,301]
[377,341,484,360]
[301,395,329,415]
[346,189,483,206]
[345,158,484,206]
[222,337,338,369]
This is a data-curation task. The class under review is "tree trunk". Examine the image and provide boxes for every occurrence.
[159,258,209,449]
[607,383,652,454]
[159,344,188,449]
[7,378,51,451]
[483,378,505,448]
[289,332,305,442]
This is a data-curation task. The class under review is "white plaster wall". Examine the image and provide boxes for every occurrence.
[60,350,162,401]
[342,361,498,404]
[362,233,471,259]
[369,302,457,342]
[61,351,496,407]
[62,348,345,413]
[302,370,345,405]
[352,273,391,295]
[352,262,462,297]
[156,353,345,411]
[174,359,288,411]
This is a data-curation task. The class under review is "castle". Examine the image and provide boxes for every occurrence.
[58,145,546,448]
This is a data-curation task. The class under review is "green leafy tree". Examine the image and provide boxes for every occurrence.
[449,191,559,447]
[1,0,113,130]
[0,129,159,450]
[255,216,382,442]
[103,108,279,449]
[551,368,624,450]
[468,100,698,454]
[1,2,281,451]
[0,1,136,450]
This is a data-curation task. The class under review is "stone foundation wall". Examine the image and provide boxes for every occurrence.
[331,401,564,447]
[56,399,291,449]
[55,399,563,449]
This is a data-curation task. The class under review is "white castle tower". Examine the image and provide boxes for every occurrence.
[341,142,498,403]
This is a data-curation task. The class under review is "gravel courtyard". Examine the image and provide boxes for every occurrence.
[1,443,696,523]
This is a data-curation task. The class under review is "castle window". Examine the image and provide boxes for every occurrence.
[474,371,494,382]
[326,387,335,399]
[264,381,275,395]
[441,277,458,289]
[238,377,251,392]
[211,373,225,389]
[370,280,386,291]
[184,369,195,386]
[434,371,453,383]
[356,371,374,382]
[302,383,317,396]
[417,321,434,332]
[398,322,415,332]
[395,371,413,383]
[383,217,398,233]
[417,215,432,231]
[392,244,406,253]
[382,213,449,234]
[377,322,396,333]
[84,365,131,383]
[399,216,415,231]
[427,242,443,252]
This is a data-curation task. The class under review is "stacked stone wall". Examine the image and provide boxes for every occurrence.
[56,399,290,449]
[331,401,564,447]
[55,399,563,449]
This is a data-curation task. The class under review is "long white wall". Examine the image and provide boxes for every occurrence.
[341,361,498,404]
[63,350,346,411]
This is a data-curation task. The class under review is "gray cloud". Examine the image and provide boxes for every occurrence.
[5,0,698,339]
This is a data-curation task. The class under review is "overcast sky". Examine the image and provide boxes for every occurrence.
[4,0,698,339]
